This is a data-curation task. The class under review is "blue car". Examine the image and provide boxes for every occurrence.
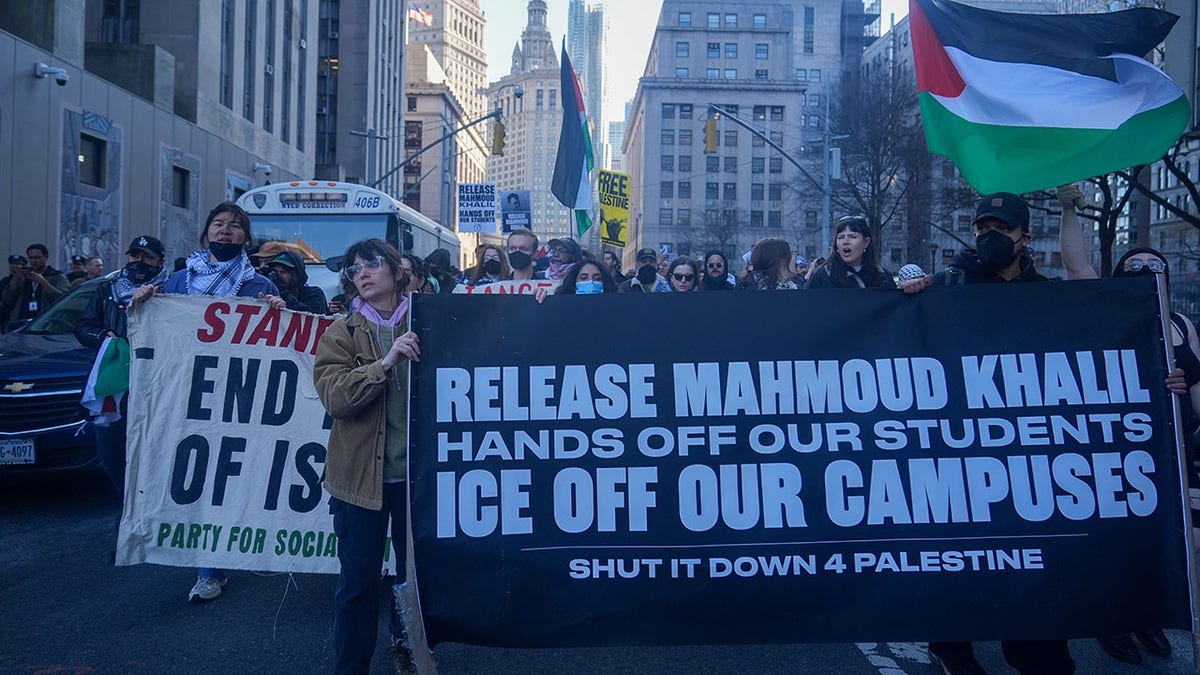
[0,277,108,472]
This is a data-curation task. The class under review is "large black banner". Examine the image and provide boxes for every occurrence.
[409,278,1193,648]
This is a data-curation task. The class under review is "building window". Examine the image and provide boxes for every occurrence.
[751,183,764,200]
[724,130,737,147]
[723,156,737,172]
[707,42,720,58]
[723,182,736,200]
[407,96,417,112]
[804,7,814,53]
[809,93,822,108]
[536,89,544,110]
[220,0,234,109]
[706,68,719,79]
[706,182,719,200]
[707,13,719,28]
[768,211,782,228]
[796,68,807,81]
[753,13,766,29]
[770,106,784,121]
[724,69,737,79]
[679,129,693,145]
[725,43,737,58]
[263,0,275,133]
[660,208,672,225]
[769,183,783,200]
[679,12,691,26]
[706,156,719,173]
[770,131,783,145]
[751,211,764,228]
[662,181,674,198]
[663,103,675,118]
[677,209,691,226]
[755,69,768,80]
[661,155,675,171]
[679,155,692,171]
[676,67,689,78]
[753,106,766,121]
[676,41,689,57]
[755,43,768,59]
[79,134,107,188]
[171,166,191,208]
[769,157,782,174]
[705,209,719,226]
[806,210,818,228]
[753,134,765,147]
[724,13,737,28]
[662,130,675,145]
[678,181,692,198]
[811,69,821,82]
[752,157,765,173]
[243,0,257,122]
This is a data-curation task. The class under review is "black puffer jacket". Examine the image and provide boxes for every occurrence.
[75,280,129,349]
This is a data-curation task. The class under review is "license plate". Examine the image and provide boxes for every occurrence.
[0,438,35,465]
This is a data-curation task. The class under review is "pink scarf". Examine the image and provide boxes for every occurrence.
[351,295,409,328]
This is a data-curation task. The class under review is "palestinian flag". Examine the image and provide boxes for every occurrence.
[910,0,1190,194]
[551,41,595,237]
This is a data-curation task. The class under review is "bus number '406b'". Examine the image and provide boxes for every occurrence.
[354,196,381,208]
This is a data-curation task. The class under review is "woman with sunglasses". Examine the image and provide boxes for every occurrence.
[808,215,897,289]
[659,256,701,292]
[313,238,421,673]
[1059,185,1195,666]
[742,238,800,291]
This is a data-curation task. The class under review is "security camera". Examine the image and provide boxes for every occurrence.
[35,63,69,86]
[253,161,272,176]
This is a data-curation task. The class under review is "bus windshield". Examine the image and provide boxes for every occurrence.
[251,213,392,261]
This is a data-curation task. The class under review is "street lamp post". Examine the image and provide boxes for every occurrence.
[928,242,938,275]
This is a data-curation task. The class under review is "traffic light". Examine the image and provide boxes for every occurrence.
[492,122,506,156]
[702,118,718,154]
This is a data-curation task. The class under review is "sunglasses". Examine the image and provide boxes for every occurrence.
[344,256,384,280]
[1126,259,1165,273]
[672,273,695,282]
[706,262,724,268]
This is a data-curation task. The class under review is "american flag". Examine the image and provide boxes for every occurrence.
[408,3,433,26]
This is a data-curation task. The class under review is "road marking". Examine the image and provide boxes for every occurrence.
[857,641,933,674]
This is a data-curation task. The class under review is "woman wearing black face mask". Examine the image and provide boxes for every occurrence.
[461,244,510,287]
[161,202,279,302]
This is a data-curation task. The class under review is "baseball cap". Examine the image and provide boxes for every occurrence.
[71,255,87,265]
[126,235,166,259]
[251,241,290,258]
[8,255,27,265]
[636,247,657,262]
[973,193,1030,232]
[267,252,299,269]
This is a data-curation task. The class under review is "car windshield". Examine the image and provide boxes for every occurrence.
[252,214,392,262]
[23,282,100,335]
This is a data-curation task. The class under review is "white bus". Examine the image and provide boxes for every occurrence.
[237,180,459,296]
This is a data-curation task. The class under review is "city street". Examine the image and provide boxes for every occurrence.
[1,468,1196,675]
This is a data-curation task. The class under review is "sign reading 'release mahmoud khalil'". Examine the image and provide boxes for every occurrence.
[407,279,1192,648]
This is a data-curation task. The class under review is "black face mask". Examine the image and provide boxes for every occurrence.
[208,241,243,262]
[975,230,1018,271]
[508,250,532,271]
[636,264,657,285]
[483,259,502,275]
[123,261,162,285]
[1123,267,1159,278]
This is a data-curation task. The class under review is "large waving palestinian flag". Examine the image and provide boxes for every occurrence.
[910,0,1190,194]
[551,41,595,237]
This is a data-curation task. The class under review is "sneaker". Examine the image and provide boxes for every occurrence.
[187,575,228,603]
[928,642,987,675]
[388,638,416,674]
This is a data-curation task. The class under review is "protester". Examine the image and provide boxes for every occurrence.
[536,257,618,302]
[535,237,582,281]
[264,250,330,314]
[173,256,187,273]
[1057,183,1191,665]
[399,253,437,294]
[661,256,700,292]
[742,238,800,291]
[424,248,458,294]
[506,228,539,281]
[313,238,420,674]
[2,243,72,323]
[602,250,628,283]
[461,244,509,287]
[0,255,26,330]
[619,248,670,293]
[793,256,809,289]
[808,216,896,289]
[155,201,278,602]
[74,235,170,498]
[72,256,106,287]
[924,192,1074,675]
[249,241,291,269]
[66,255,88,283]
[701,251,736,291]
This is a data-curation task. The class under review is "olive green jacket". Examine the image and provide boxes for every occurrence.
[313,311,406,510]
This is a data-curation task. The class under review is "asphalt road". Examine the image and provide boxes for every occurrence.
[1,469,1196,674]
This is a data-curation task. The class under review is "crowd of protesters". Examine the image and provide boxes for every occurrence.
[5,184,1194,675]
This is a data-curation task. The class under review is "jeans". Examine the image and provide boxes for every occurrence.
[331,482,408,675]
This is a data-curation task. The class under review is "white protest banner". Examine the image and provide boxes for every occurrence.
[458,182,497,233]
[117,295,377,574]
[452,279,560,295]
